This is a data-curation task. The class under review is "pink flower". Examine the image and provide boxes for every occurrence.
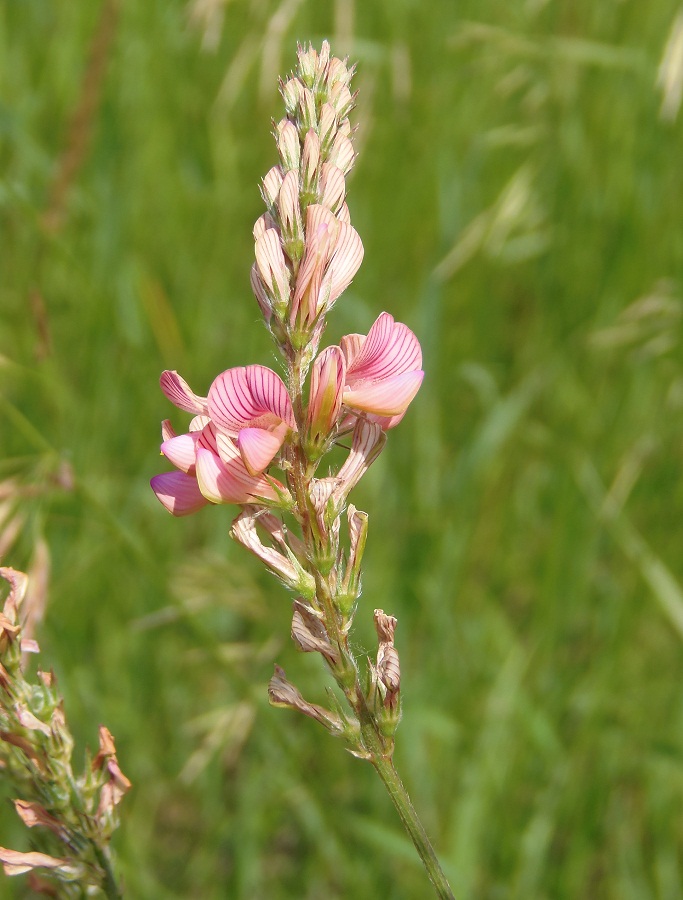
[207,365,296,475]
[305,345,345,452]
[340,312,423,428]
[151,370,288,516]
[290,204,363,330]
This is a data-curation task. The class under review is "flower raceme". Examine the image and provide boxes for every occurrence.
[151,314,423,516]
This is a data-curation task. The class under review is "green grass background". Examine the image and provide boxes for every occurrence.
[2,0,683,897]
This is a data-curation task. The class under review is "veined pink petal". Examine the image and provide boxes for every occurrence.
[346,312,422,380]
[261,165,284,207]
[161,419,176,441]
[160,432,200,474]
[208,365,295,433]
[253,212,276,242]
[339,332,364,367]
[255,228,290,308]
[306,345,346,440]
[151,472,209,517]
[343,369,424,417]
[195,446,281,505]
[327,222,363,303]
[291,205,338,324]
[250,264,273,322]
[341,313,424,426]
[319,163,346,212]
[237,422,289,474]
[190,414,211,432]
[160,371,208,415]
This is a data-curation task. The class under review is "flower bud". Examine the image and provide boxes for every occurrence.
[276,119,301,172]
[299,87,317,131]
[301,129,321,199]
[305,346,346,457]
[280,77,301,116]
[278,170,305,261]
[318,103,337,154]
[261,166,283,210]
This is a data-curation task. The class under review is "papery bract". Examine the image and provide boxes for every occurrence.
[341,312,423,426]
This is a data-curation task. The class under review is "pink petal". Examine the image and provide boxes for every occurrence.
[160,371,208,415]
[195,447,280,505]
[327,223,363,303]
[339,332,364,367]
[343,370,424,417]
[237,423,289,474]
[346,312,422,381]
[319,163,346,212]
[160,432,199,474]
[254,228,290,308]
[150,472,209,516]
[307,345,346,437]
[261,165,284,207]
[161,419,176,441]
[207,365,295,433]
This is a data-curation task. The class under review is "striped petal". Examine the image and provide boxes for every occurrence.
[195,446,281,505]
[343,370,424,417]
[327,222,363,304]
[150,472,209,517]
[160,432,200,474]
[207,365,295,434]
[346,312,422,381]
[255,228,291,309]
[342,313,424,425]
[306,345,346,442]
[237,422,289,474]
[160,371,208,415]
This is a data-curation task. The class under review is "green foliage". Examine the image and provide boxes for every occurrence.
[2,0,683,896]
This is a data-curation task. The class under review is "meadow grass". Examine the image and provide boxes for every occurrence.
[2,1,683,897]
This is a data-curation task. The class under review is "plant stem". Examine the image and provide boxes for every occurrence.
[370,753,455,900]
[93,844,122,899]
[285,346,454,898]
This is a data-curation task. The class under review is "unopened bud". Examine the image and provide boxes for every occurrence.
[305,346,346,457]
[280,77,301,116]
[299,87,317,131]
[278,170,305,261]
[318,103,337,154]
[301,129,321,199]
[261,166,284,210]
[276,119,301,172]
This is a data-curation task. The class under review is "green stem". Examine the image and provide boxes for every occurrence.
[284,344,453,899]
[93,843,122,899]
[370,753,455,900]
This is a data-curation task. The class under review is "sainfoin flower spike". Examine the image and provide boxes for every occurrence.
[149,40,454,900]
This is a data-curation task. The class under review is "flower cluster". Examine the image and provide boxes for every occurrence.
[0,567,130,895]
[151,41,423,758]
